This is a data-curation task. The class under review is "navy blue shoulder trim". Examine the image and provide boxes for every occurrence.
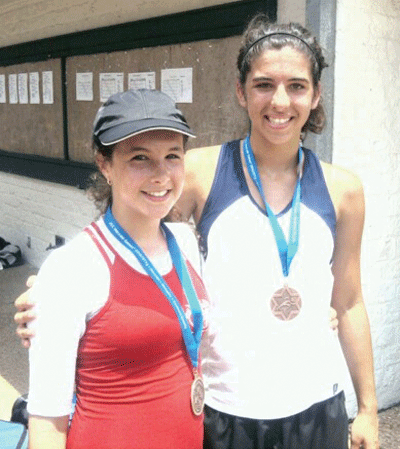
[196,142,336,257]
[197,140,244,257]
[301,148,336,242]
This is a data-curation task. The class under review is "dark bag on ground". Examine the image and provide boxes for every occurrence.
[0,237,22,270]
[11,395,28,428]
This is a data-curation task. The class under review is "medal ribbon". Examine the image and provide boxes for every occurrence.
[243,135,303,277]
[104,208,203,369]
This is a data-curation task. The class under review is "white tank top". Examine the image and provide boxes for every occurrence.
[198,140,347,419]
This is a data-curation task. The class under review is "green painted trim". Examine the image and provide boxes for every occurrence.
[0,150,95,189]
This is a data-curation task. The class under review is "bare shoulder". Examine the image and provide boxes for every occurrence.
[185,145,222,177]
[321,161,364,222]
[178,144,222,222]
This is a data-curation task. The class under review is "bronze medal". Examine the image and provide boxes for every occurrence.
[191,375,205,416]
[270,285,302,321]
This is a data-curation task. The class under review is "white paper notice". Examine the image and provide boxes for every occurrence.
[9,74,18,104]
[18,73,28,104]
[0,75,6,103]
[99,73,124,102]
[161,68,192,103]
[42,71,54,104]
[128,72,156,90]
[76,72,93,101]
[29,72,40,104]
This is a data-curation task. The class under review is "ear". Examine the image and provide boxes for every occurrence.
[311,81,322,110]
[95,152,112,181]
[236,79,247,109]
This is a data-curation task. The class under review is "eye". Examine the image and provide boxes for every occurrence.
[166,153,182,160]
[289,83,306,92]
[131,154,148,161]
[254,81,274,90]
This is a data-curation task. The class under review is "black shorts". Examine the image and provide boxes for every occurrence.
[203,392,348,449]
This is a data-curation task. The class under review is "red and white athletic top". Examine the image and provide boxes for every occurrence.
[28,219,208,449]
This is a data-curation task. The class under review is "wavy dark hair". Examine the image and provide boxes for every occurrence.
[86,136,114,217]
[237,14,329,136]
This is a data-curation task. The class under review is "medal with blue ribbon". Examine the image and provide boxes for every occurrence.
[104,208,205,414]
[243,135,303,321]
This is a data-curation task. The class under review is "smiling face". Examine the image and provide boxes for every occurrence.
[236,46,321,150]
[97,129,185,230]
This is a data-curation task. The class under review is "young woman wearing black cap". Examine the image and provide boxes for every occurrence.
[26,89,208,449]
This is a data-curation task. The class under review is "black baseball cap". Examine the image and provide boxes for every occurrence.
[93,89,196,145]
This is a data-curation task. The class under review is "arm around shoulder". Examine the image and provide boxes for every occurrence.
[176,145,221,223]
[14,275,37,347]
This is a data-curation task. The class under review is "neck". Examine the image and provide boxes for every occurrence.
[248,134,300,175]
[109,205,167,257]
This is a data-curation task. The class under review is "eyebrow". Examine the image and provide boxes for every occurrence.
[127,146,183,153]
[252,76,310,83]
[129,147,150,153]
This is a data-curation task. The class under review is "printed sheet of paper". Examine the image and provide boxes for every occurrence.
[0,75,6,103]
[8,74,18,104]
[76,72,93,101]
[18,73,28,104]
[29,72,40,104]
[42,71,54,104]
[128,72,156,90]
[99,73,124,102]
[161,68,192,103]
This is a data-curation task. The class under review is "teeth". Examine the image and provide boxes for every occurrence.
[147,190,168,197]
[268,117,290,125]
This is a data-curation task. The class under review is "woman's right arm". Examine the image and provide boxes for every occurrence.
[26,245,87,441]
[29,415,69,449]
[27,233,110,445]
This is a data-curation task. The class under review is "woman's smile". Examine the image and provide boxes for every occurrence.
[142,189,171,200]
[265,115,293,128]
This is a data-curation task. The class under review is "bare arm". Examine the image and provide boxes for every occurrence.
[175,145,222,224]
[329,166,379,448]
[29,415,69,449]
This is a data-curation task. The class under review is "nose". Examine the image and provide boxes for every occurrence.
[271,84,290,109]
[150,160,170,183]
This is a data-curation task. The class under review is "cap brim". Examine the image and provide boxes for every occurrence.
[100,120,196,146]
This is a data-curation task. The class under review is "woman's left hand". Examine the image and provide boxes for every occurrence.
[350,411,380,448]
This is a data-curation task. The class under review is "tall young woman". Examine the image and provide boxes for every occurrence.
[26,89,208,449]
[177,14,379,449]
[15,14,378,449]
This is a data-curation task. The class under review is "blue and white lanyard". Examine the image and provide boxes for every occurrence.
[243,135,303,277]
[104,208,203,369]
